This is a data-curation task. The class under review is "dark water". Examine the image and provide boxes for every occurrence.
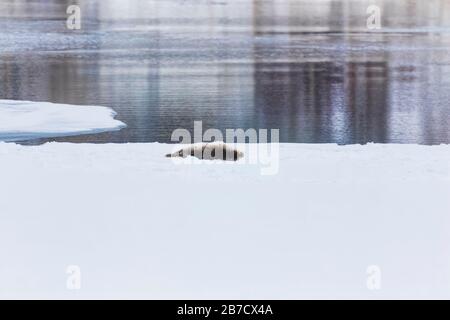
[0,0,449,144]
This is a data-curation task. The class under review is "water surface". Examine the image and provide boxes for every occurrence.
[0,0,449,144]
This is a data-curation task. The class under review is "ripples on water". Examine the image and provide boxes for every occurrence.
[0,0,449,144]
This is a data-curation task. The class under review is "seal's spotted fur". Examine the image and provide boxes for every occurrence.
[166,142,244,161]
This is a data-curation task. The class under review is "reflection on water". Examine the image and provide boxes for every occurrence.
[0,0,449,144]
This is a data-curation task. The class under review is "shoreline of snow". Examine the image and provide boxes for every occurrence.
[1,142,448,181]
[0,100,126,141]
[0,142,449,299]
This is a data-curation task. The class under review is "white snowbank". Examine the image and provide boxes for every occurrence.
[0,142,449,299]
[0,100,126,141]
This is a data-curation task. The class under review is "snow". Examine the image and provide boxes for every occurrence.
[0,142,449,299]
[0,100,126,141]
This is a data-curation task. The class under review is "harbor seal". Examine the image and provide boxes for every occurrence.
[166,142,244,161]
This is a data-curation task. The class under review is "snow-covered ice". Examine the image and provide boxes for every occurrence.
[0,142,449,299]
[0,100,126,141]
